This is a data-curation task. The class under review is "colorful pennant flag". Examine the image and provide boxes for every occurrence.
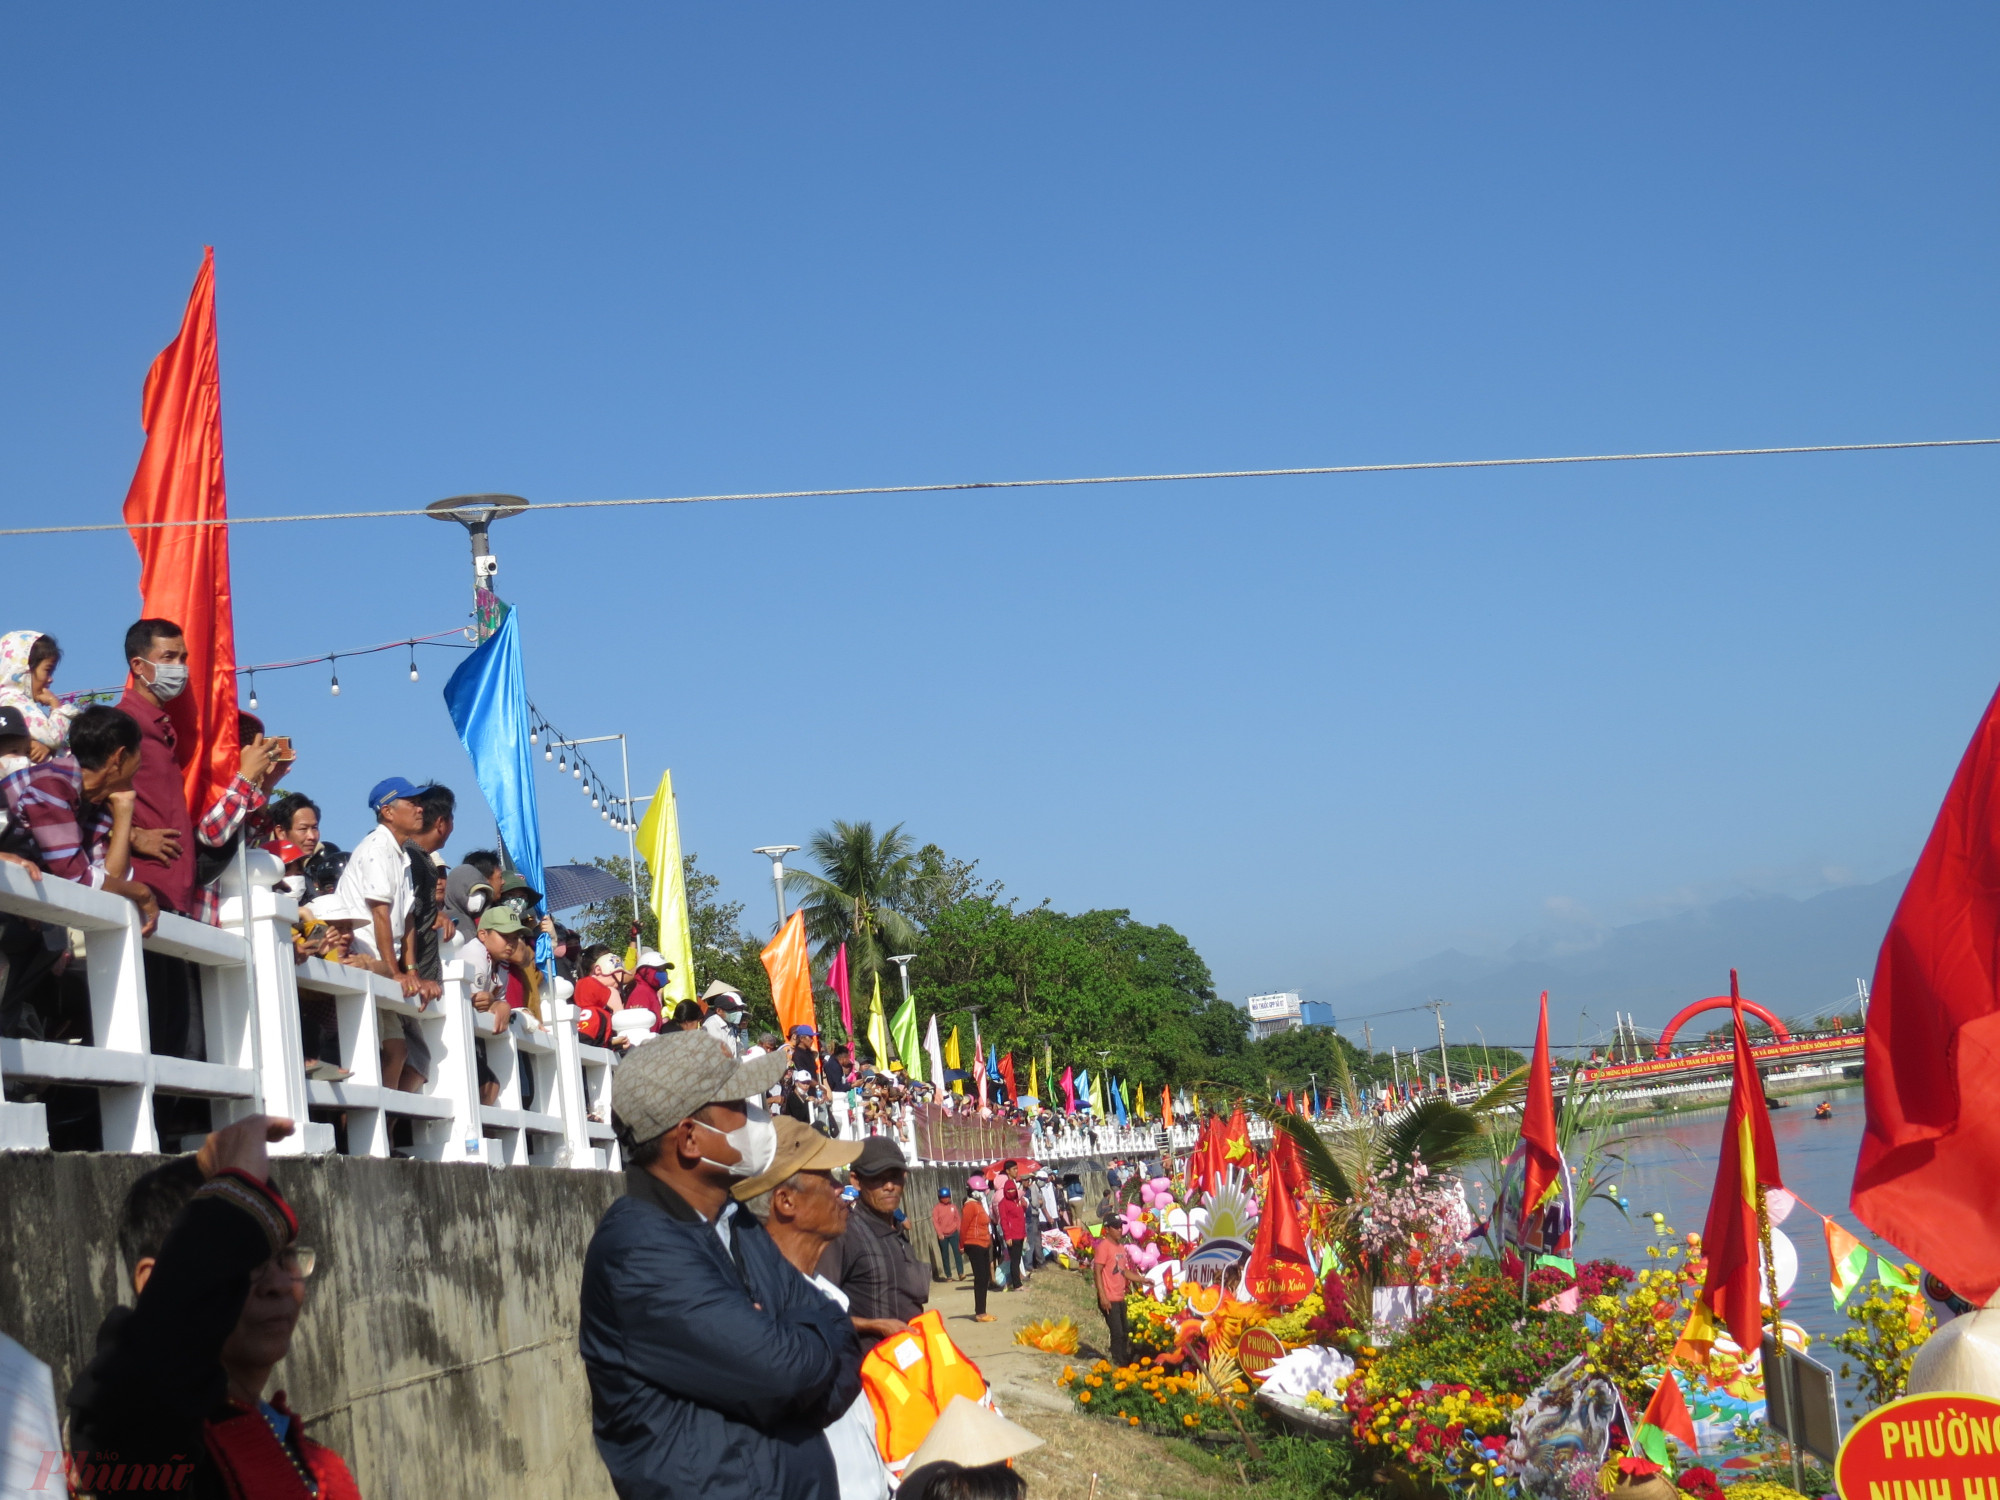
[1825,1218,1869,1307]
[865,972,891,1067]
[826,943,852,1040]
[889,979,922,1082]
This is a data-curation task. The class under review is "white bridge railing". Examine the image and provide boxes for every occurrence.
[0,851,618,1168]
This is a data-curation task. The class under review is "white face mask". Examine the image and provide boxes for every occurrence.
[276,873,307,897]
[695,1099,777,1179]
[142,660,190,702]
[0,754,29,778]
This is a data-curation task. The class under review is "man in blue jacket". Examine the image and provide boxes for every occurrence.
[581,1029,864,1499]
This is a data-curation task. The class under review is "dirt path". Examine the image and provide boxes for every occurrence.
[928,1252,1248,1500]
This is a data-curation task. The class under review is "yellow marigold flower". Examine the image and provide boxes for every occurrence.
[1078,1392,1092,1404]
[1182,1414,1199,1428]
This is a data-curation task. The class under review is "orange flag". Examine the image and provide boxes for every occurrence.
[1690,972,1785,1354]
[1161,1087,1175,1130]
[759,910,815,1038]
[123,248,239,820]
[1519,991,1563,1244]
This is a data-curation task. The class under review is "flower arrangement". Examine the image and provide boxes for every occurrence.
[1014,1317,1080,1354]
[1832,1265,1935,1409]
[1346,1374,1525,1494]
[1671,1466,1724,1500]
[1057,1356,1253,1435]
[1352,1158,1474,1288]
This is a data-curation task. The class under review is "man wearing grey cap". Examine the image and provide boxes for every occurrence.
[580,1031,864,1500]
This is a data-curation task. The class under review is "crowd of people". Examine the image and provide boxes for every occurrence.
[0,618,596,1144]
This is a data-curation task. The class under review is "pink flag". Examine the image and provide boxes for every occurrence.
[1059,1066,1076,1113]
[827,943,852,1039]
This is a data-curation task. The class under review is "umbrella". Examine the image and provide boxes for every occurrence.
[541,863,633,913]
[987,1158,1045,1176]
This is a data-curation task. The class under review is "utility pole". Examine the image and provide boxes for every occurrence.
[1424,999,1452,1091]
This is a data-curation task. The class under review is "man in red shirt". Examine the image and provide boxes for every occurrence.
[1092,1218,1138,1366]
[115,618,209,1080]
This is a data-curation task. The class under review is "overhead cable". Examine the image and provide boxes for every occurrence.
[4,436,1994,538]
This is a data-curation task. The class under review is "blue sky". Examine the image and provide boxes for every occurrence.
[3,7,1997,1049]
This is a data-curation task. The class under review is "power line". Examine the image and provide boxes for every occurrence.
[5,436,1993,538]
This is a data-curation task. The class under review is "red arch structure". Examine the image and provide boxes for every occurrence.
[1654,995,1790,1057]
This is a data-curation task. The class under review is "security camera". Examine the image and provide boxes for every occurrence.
[474,554,499,581]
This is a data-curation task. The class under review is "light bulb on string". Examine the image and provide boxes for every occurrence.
[246,672,258,711]
[408,645,420,683]
[573,764,582,780]
[329,658,340,697]
[544,744,554,762]
[529,728,538,746]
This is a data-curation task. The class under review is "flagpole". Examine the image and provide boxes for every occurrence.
[1755,1179,1805,1494]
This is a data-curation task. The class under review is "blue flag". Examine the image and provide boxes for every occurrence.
[443,606,549,968]
[1075,1069,1091,1114]
[1112,1077,1129,1128]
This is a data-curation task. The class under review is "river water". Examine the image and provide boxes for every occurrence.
[1555,1082,1920,1415]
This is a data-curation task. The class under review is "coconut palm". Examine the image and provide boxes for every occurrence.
[783,821,923,998]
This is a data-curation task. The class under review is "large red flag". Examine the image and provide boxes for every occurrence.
[1518,991,1563,1244]
[1689,974,1784,1354]
[998,1052,1016,1104]
[123,248,239,820]
[1853,679,2000,1308]
[827,943,852,1039]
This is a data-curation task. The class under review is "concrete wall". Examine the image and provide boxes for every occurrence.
[0,1152,622,1500]
[0,1149,1139,1498]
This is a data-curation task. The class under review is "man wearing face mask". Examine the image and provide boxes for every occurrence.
[581,1030,863,1500]
[116,618,198,918]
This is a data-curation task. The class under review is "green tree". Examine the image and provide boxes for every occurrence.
[783,821,923,995]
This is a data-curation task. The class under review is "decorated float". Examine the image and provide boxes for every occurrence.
[1051,989,1950,1500]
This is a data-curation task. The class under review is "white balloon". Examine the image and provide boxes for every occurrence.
[1759,1228,1798,1303]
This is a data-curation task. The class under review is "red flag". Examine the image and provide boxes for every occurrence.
[1518,991,1563,1244]
[123,248,239,819]
[1245,1154,1316,1305]
[998,1051,1016,1103]
[1692,974,1784,1355]
[1640,1371,1699,1454]
[1270,1123,1308,1202]
[827,943,852,1039]
[1222,1105,1253,1171]
[1160,1086,1175,1129]
[1853,679,2000,1308]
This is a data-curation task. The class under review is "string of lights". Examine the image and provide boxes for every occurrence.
[525,708,634,830]
[63,623,632,828]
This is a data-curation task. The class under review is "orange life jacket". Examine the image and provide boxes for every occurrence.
[858,1309,988,1463]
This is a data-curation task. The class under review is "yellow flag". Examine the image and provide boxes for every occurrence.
[1029,1055,1039,1104]
[633,770,697,1005]
[946,1025,963,1094]
[1135,1081,1147,1121]
[866,973,891,1068]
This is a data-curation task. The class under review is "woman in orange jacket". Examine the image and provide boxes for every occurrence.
[959,1179,994,1322]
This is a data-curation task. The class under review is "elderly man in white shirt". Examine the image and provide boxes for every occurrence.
[315,776,431,1090]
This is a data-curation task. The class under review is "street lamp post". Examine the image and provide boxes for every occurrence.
[425,494,529,642]
[888,953,915,1070]
[754,846,799,932]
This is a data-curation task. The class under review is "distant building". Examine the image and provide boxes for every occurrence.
[1246,991,1303,1038]
[1300,1000,1337,1030]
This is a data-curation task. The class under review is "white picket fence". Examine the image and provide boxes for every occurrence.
[0,850,619,1168]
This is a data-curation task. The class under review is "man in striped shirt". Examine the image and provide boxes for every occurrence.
[0,704,164,934]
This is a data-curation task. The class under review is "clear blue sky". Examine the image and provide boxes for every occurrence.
[3,7,1997,1050]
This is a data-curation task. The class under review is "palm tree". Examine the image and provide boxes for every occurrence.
[783,821,923,999]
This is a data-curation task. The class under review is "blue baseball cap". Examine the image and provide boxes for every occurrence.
[367,776,432,811]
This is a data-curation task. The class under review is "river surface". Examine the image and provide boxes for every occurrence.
[1556,1084,1913,1399]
